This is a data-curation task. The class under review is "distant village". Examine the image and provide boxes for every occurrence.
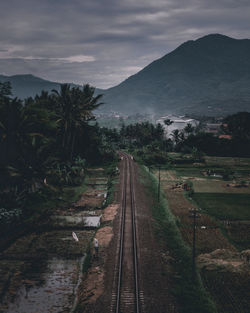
[96,112,231,139]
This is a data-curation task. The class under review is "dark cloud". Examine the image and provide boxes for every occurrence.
[0,0,250,88]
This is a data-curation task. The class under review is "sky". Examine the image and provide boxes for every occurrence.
[0,0,250,89]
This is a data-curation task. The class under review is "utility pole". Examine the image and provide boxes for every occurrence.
[158,166,161,202]
[189,208,200,281]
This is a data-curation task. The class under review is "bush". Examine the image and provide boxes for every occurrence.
[47,157,86,186]
[0,207,22,225]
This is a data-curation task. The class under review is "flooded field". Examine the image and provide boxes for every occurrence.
[0,167,109,313]
[4,258,82,313]
[0,230,94,313]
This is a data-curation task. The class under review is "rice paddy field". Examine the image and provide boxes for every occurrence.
[159,155,250,249]
[153,154,250,313]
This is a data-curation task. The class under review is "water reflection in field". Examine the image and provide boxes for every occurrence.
[6,258,81,313]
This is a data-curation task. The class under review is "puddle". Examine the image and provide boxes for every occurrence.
[1,167,107,312]
[53,215,101,228]
[52,215,101,228]
[83,216,101,227]
[4,257,82,313]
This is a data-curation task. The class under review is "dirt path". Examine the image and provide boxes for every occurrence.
[78,157,178,312]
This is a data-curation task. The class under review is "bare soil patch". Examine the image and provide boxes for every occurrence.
[75,179,120,312]
[95,227,113,247]
[198,249,250,313]
[198,249,250,272]
[101,204,119,223]
[79,266,105,306]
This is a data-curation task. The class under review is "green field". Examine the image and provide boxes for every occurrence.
[192,193,250,221]
[205,156,250,167]
[174,166,205,178]
[192,180,250,193]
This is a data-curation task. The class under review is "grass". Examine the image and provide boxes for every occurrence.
[193,180,250,193]
[175,167,205,178]
[192,180,227,193]
[205,156,250,167]
[140,165,218,313]
[82,244,92,274]
[192,193,250,220]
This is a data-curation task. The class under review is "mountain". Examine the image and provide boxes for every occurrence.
[1,34,250,116]
[102,34,250,116]
[0,74,63,99]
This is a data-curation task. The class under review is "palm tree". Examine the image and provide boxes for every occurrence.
[0,91,57,192]
[0,97,23,164]
[164,119,173,126]
[171,129,181,146]
[184,123,195,136]
[52,84,103,160]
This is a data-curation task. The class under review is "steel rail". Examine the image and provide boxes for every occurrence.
[115,152,140,313]
[129,156,140,313]
[115,154,127,313]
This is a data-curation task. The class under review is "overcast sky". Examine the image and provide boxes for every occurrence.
[0,0,250,89]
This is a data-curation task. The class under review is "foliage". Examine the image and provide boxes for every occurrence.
[136,147,170,166]
[120,121,165,147]
[180,131,250,157]
[222,112,250,140]
[47,157,86,186]
[140,165,218,313]
[0,207,22,225]
[222,168,234,180]
[191,147,204,161]
[82,244,92,274]
[185,180,194,197]
[0,82,113,226]
[51,84,103,160]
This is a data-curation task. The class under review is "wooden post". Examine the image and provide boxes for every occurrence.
[158,166,161,202]
[189,208,200,281]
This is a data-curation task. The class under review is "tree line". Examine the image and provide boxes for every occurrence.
[171,112,250,158]
[0,82,115,220]
[101,112,250,165]
[1,79,249,224]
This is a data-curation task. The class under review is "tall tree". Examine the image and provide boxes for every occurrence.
[52,84,103,160]
[222,112,250,140]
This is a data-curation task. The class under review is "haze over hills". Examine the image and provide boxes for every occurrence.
[1,34,250,116]
[102,34,250,116]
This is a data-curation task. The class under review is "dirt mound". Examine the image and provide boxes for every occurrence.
[198,249,250,273]
[74,193,105,210]
[95,227,113,247]
[101,204,119,223]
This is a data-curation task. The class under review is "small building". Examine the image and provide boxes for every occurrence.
[205,123,222,134]
[219,134,232,140]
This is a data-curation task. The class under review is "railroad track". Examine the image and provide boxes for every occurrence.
[111,152,141,313]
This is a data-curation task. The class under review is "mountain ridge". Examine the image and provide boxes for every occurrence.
[101,33,250,115]
[0,74,62,99]
[1,34,250,116]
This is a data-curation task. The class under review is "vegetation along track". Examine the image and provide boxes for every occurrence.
[111,152,140,313]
